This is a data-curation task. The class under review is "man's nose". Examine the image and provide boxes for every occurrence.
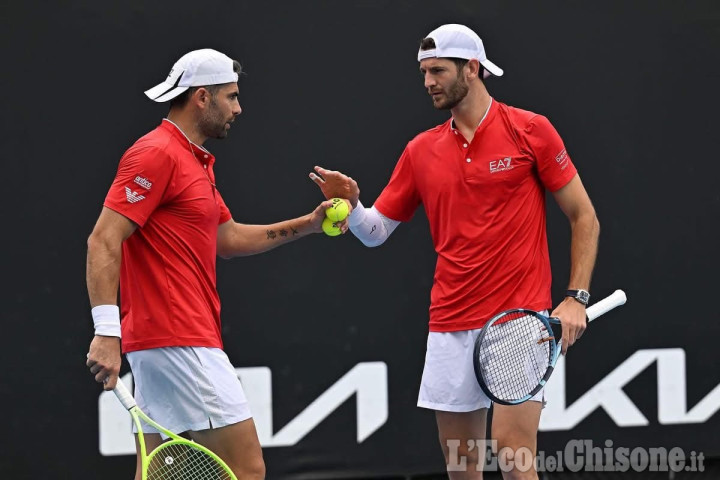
[424,73,436,89]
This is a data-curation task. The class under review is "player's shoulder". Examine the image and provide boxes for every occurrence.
[499,101,543,125]
[132,123,175,151]
[408,119,452,146]
[122,124,177,164]
[498,101,554,135]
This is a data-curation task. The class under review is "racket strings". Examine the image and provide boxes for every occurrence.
[477,312,553,402]
[147,443,232,479]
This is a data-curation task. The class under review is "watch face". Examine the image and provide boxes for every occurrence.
[578,290,590,304]
[568,289,590,305]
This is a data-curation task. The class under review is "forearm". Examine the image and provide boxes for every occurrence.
[348,200,400,247]
[566,211,600,290]
[219,215,317,258]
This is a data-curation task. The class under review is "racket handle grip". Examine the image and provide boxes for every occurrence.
[587,289,627,322]
[113,378,137,410]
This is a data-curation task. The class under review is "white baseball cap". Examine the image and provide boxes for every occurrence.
[145,48,239,102]
[417,24,503,79]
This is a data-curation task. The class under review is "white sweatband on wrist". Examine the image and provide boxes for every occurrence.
[348,200,400,247]
[92,305,122,338]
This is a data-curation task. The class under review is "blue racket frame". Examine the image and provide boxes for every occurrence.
[472,309,563,406]
[472,290,626,405]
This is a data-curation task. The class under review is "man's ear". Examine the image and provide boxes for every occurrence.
[465,59,481,80]
[192,87,211,108]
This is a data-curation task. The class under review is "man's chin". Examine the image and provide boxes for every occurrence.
[432,99,452,110]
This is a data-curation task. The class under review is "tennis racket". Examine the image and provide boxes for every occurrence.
[113,379,237,480]
[472,289,627,405]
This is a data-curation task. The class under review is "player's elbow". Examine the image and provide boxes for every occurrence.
[216,242,235,260]
[579,210,600,244]
[216,222,242,259]
[571,204,599,236]
[87,229,119,256]
[360,237,386,248]
[592,214,600,237]
[349,227,388,248]
[585,207,600,236]
[217,239,260,259]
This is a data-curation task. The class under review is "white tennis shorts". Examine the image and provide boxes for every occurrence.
[418,322,546,412]
[126,346,252,437]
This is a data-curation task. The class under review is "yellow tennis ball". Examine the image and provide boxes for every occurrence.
[326,198,349,222]
[322,217,342,237]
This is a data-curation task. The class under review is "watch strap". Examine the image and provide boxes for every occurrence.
[566,289,590,305]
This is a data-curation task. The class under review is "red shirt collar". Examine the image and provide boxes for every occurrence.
[449,97,496,133]
[159,119,216,166]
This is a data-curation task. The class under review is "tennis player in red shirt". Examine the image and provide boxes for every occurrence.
[85,48,347,480]
[310,25,600,479]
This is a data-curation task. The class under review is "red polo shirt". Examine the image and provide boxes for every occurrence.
[104,120,232,352]
[374,99,577,332]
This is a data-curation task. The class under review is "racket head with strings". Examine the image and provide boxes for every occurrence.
[473,309,560,405]
[114,379,237,480]
[144,437,235,479]
[472,289,628,405]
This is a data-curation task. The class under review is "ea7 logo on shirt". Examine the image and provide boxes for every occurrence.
[134,175,152,190]
[489,157,513,173]
[125,187,146,203]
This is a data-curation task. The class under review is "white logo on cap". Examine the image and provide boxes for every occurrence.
[125,187,146,203]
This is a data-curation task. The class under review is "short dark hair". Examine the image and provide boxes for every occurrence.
[419,37,472,76]
[169,59,243,109]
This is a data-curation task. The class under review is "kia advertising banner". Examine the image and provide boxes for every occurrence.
[2,1,718,478]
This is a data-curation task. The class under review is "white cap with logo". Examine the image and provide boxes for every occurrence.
[417,24,503,79]
[145,48,239,102]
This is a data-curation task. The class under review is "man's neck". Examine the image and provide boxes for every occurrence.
[450,87,492,141]
[167,110,207,146]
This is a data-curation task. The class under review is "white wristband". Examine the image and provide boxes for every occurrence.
[92,305,122,338]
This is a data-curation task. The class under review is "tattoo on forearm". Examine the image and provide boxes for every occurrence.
[268,226,298,240]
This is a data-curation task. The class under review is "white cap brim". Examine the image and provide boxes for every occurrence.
[418,49,503,79]
[481,59,503,78]
[144,82,190,103]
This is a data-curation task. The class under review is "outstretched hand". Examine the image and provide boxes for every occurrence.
[309,166,360,207]
[308,199,352,234]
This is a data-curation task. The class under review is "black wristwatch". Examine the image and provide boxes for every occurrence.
[566,289,590,306]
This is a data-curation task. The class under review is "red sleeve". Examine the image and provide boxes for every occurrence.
[214,189,232,224]
[373,146,421,222]
[103,145,175,227]
[524,115,577,192]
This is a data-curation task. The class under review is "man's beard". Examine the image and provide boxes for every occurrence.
[433,76,469,110]
[199,98,230,139]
